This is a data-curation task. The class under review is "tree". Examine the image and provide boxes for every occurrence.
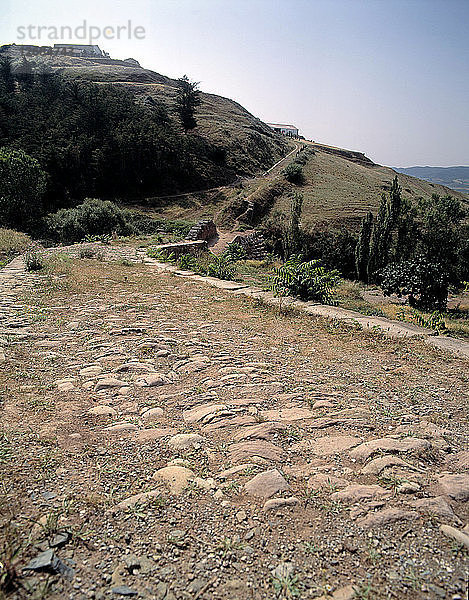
[0,147,47,230]
[355,211,373,282]
[282,192,304,258]
[0,56,14,93]
[367,176,402,281]
[176,75,201,132]
[417,194,466,283]
[379,256,449,312]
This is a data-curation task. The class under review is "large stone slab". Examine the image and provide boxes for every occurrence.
[229,440,284,463]
[349,437,431,462]
[309,435,362,457]
[232,422,285,442]
[183,403,227,424]
[261,407,315,422]
[357,508,419,529]
[244,469,289,499]
[437,473,469,501]
[331,484,391,503]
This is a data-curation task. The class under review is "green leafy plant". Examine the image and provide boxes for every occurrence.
[205,254,236,280]
[270,255,340,304]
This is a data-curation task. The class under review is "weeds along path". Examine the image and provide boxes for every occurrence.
[0,245,468,599]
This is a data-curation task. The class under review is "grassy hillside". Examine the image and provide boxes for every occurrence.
[394,166,469,194]
[140,143,469,232]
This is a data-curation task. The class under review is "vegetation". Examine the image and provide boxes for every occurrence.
[270,256,340,304]
[46,199,131,244]
[147,248,236,281]
[379,256,449,311]
[0,228,31,266]
[0,66,237,224]
[176,75,202,132]
[355,177,468,310]
[0,148,46,230]
[283,163,304,184]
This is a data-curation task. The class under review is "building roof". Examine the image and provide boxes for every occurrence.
[266,123,298,129]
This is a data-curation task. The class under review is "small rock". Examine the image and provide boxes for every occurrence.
[263,496,299,511]
[95,378,128,391]
[88,405,117,417]
[236,510,247,522]
[440,524,469,550]
[437,473,469,501]
[49,532,70,548]
[79,366,103,376]
[140,407,164,421]
[357,508,419,529]
[24,549,74,579]
[152,466,195,494]
[111,586,138,597]
[135,373,170,387]
[167,433,207,450]
[397,481,421,494]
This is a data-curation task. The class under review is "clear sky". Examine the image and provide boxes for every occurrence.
[3,0,469,166]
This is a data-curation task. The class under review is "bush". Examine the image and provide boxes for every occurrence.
[270,255,340,304]
[0,148,47,231]
[205,254,235,280]
[0,228,31,265]
[23,242,45,271]
[46,199,131,244]
[379,256,449,311]
[283,163,304,184]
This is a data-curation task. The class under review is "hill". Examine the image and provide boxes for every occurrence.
[142,141,469,232]
[0,44,289,191]
[394,166,469,194]
[1,45,467,233]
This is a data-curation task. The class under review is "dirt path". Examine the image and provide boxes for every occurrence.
[0,248,468,600]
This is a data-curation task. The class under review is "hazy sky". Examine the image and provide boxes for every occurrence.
[3,0,469,166]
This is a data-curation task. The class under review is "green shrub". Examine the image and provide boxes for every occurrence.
[23,242,45,271]
[270,255,340,304]
[224,242,248,262]
[205,254,236,280]
[283,163,304,184]
[379,256,449,311]
[46,199,130,244]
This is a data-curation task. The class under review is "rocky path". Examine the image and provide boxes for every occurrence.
[0,248,468,599]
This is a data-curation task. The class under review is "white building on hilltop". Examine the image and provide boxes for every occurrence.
[267,123,299,137]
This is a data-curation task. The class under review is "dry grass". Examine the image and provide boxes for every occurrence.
[0,229,31,266]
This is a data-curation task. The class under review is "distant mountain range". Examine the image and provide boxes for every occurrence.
[393,166,469,194]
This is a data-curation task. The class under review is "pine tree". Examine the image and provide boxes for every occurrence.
[355,211,373,282]
[176,75,201,132]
